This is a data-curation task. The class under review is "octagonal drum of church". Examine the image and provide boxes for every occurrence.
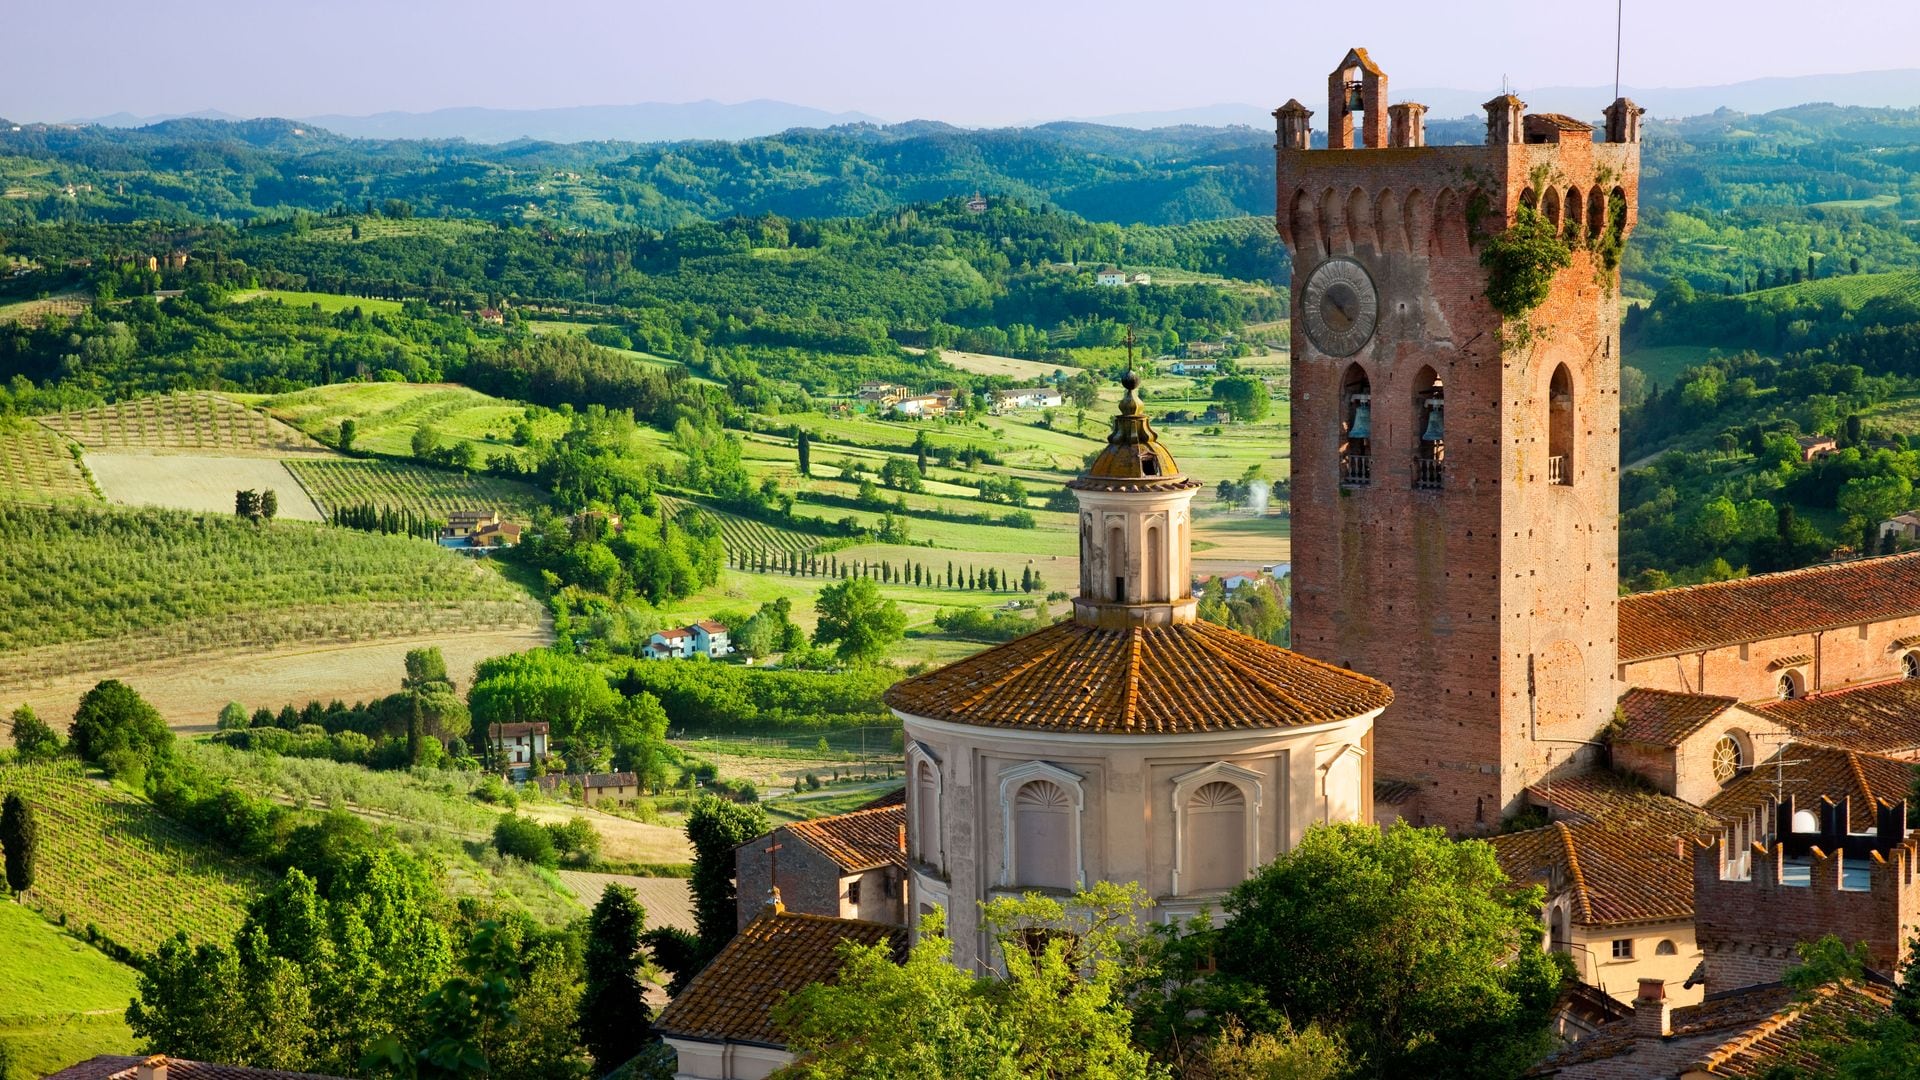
[885,374,1392,968]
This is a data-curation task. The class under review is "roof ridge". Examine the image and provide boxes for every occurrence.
[1122,630,1145,732]
[1631,550,1920,603]
[1846,750,1877,810]
[1556,821,1593,923]
[1687,983,1835,1073]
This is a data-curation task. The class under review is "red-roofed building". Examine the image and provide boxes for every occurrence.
[736,801,908,929]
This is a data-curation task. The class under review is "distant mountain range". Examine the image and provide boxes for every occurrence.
[44,67,1920,145]
[1077,69,1920,130]
[69,100,883,144]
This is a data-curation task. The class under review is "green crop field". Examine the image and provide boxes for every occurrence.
[0,419,97,504]
[239,289,406,315]
[0,902,139,1078]
[287,458,548,522]
[657,494,830,557]
[0,505,543,684]
[0,764,266,952]
[1623,345,1726,388]
[260,382,569,460]
[39,392,326,455]
[1747,270,1920,307]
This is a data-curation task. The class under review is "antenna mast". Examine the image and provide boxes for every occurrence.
[1614,0,1624,100]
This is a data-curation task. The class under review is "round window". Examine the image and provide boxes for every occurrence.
[1712,735,1743,784]
[1778,671,1801,699]
[1904,653,1919,680]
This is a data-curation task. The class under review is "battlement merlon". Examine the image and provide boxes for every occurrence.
[1270,51,1644,253]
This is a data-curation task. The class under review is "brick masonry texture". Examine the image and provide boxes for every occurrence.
[1278,91,1640,832]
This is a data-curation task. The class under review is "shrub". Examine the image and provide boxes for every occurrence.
[492,813,558,868]
[547,816,602,864]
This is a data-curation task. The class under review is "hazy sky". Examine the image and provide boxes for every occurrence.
[7,0,1920,125]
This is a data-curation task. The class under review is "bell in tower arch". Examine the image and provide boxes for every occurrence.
[1347,396,1372,440]
[1421,400,1444,443]
[1346,82,1365,112]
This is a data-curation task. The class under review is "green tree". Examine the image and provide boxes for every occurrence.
[1211,376,1271,423]
[1,793,37,895]
[260,489,279,521]
[412,425,442,459]
[338,418,358,453]
[8,704,63,761]
[1217,822,1568,1079]
[217,701,251,731]
[685,796,769,966]
[812,578,907,663]
[1480,207,1574,318]
[772,884,1166,1080]
[880,456,924,492]
[492,815,558,868]
[68,679,172,766]
[796,430,812,476]
[404,647,452,692]
[579,884,653,1070]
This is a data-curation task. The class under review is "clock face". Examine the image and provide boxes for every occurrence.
[1301,257,1379,358]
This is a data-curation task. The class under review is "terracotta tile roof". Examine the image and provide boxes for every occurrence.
[857,787,905,810]
[1705,742,1914,823]
[692,619,729,633]
[784,804,906,874]
[884,618,1392,734]
[1492,820,1696,926]
[46,1056,350,1080]
[1529,980,1892,1076]
[1759,680,1920,757]
[655,911,904,1047]
[1616,689,1740,747]
[487,722,548,738]
[1526,771,1720,837]
[1618,552,1920,662]
[1526,112,1596,132]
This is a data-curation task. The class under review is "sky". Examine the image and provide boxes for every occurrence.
[6,0,1920,126]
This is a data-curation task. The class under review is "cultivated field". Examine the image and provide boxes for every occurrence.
[87,451,326,520]
[0,419,96,504]
[40,392,327,456]
[0,292,88,326]
[1,626,552,733]
[911,347,1074,381]
[657,493,829,557]
[0,505,544,705]
[0,903,138,1078]
[555,872,696,931]
[0,764,265,952]
[260,382,568,460]
[287,457,548,521]
[234,288,405,315]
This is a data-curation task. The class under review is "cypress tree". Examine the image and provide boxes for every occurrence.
[1,793,37,895]
[579,884,653,1068]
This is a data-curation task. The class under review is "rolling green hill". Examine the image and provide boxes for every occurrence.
[0,902,139,1078]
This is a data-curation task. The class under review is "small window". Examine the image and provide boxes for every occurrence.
[848,879,862,906]
[1904,652,1919,680]
[1611,939,1634,960]
[1655,940,1677,956]
[1792,809,1820,834]
[1778,670,1804,699]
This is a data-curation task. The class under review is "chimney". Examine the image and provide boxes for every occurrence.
[137,1056,169,1080]
[1633,979,1671,1039]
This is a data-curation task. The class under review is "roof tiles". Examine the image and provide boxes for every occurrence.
[1618,552,1920,661]
[1615,688,1741,748]
[45,1057,349,1080]
[655,911,903,1046]
[884,619,1391,734]
[785,804,906,874]
[1760,679,1920,757]
[1706,742,1915,824]
[1493,820,1697,927]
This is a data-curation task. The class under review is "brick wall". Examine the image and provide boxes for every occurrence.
[1621,614,1920,703]
[736,831,847,930]
[1693,836,1920,992]
[1280,118,1639,832]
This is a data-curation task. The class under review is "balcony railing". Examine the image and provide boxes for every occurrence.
[1548,455,1570,485]
[1340,453,1371,486]
[1413,457,1444,490]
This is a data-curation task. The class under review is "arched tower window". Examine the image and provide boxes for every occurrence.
[1146,524,1166,602]
[1107,524,1127,602]
[1414,366,1444,490]
[912,755,942,869]
[1778,669,1805,699]
[1549,908,1569,952]
[1549,364,1574,485]
[1588,188,1607,241]
[1184,783,1249,893]
[1519,186,1539,212]
[1564,187,1584,240]
[1541,187,1562,230]
[1340,364,1372,487]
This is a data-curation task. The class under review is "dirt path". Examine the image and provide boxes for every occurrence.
[0,627,552,732]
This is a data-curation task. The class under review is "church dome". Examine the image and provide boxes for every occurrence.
[1071,372,1196,493]
[884,618,1392,734]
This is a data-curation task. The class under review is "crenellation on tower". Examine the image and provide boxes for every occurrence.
[1273,48,1642,833]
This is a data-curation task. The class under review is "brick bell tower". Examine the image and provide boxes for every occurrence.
[1274,49,1643,833]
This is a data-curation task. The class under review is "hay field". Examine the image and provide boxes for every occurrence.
[87,452,326,520]
[913,347,1075,382]
[41,392,326,456]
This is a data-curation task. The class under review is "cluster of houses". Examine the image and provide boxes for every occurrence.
[437,509,521,552]
[857,381,953,417]
[1094,266,1152,287]
[645,619,732,661]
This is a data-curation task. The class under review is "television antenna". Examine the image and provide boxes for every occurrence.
[1614,0,1625,101]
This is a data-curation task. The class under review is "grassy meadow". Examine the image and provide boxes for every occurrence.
[257,382,571,461]
[0,902,139,1078]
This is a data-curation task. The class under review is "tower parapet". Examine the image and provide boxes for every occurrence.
[1273,49,1643,832]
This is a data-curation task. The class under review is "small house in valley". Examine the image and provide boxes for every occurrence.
[647,627,693,660]
[689,620,732,659]
[487,722,551,779]
[648,621,732,660]
[535,771,642,805]
[989,386,1063,413]
[1095,266,1127,287]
